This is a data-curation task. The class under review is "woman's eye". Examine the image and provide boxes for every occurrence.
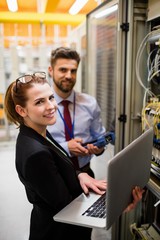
[35,100,42,105]
[35,99,44,105]
[49,95,55,101]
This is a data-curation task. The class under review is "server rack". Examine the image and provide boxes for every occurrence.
[86,0,160,239]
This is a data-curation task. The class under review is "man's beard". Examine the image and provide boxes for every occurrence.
[53,79,75,93]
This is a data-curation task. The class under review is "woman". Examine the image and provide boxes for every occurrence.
[4,72,143,240]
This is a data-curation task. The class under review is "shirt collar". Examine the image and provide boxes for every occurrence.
[53,90,75,105]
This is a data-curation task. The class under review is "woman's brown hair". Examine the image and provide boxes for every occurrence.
[4,77,49,127]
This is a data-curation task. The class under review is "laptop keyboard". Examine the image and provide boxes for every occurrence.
[82,193,106,218]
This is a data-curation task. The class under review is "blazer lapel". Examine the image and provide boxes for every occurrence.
[20,125,74,167]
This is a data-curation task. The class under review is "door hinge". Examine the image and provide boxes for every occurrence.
[120,23,129,32]
[118,114,127,123]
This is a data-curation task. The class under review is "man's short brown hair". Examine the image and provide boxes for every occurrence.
[50,47,81,67]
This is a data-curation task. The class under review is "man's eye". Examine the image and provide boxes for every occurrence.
[71,70,77,74]
[60,68,66,72]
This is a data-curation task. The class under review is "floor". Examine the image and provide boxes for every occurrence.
[0,141,31,240]
[0,138,113,240]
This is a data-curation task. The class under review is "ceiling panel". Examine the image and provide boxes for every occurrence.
[0,0,100,25]
[0,0,37,12]
[0,0,98,14]
[54,0,98,14]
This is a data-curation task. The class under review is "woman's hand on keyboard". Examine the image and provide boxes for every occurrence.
[78,172,107,195]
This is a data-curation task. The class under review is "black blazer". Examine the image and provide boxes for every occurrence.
[15,125,91,240]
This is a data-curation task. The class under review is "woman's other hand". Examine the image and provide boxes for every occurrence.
[124,186,145,213]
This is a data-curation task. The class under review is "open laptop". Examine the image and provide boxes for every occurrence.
[54,128,153,230]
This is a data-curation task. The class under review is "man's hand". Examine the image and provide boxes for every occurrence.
[68,139,104,156]
[124,186,145,213]
[77,172,107,195]
[68,139,89,156]
[85,143,104,155]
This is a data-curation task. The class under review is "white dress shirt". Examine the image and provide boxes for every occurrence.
[47,90,106,168]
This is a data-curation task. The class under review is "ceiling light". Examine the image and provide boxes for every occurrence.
[6,0,18,12]
[37,0,46,13]
[69,0,88,15]
[95,4,118,19]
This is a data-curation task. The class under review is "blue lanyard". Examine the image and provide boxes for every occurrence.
[58,93,76,139]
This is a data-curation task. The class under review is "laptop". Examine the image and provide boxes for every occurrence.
[54,128,153,230]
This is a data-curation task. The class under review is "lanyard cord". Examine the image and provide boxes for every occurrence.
[58,93,76,139]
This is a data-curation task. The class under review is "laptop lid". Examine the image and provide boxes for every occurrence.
[106,127,153,229]
[54,128,153,230]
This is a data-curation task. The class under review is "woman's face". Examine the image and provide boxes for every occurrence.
[17,82,57,135]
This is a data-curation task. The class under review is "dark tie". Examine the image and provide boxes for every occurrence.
[61,100,79,170]
[61,100,72,141]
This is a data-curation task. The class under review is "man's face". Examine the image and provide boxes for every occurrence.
[51,58,78,93]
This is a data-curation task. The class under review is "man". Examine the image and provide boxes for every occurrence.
[47,47,106,177]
